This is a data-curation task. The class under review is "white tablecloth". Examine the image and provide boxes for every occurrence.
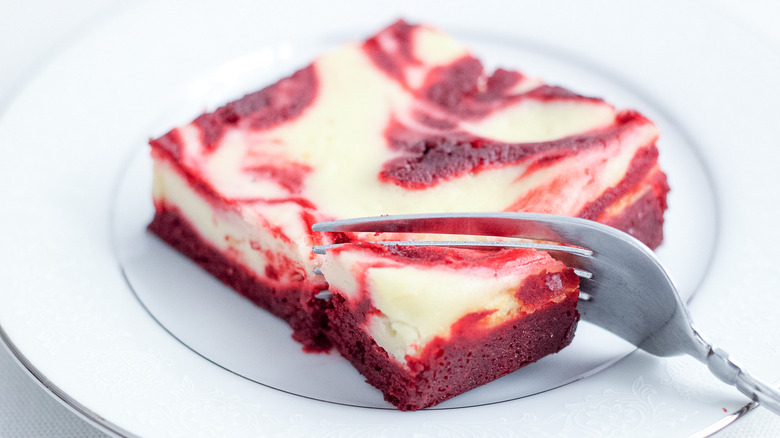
[1,0,779,436]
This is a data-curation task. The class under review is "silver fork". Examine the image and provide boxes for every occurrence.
[312,212,780,415]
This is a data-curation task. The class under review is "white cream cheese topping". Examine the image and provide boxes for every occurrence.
[320,247,569,362]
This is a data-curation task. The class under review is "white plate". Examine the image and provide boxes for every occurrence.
[1,0,779,436]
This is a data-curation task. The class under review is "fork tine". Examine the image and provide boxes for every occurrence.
[313,240,592,257]
[311,212,594,246]
[312,240,593,279]
[312,213,600,278]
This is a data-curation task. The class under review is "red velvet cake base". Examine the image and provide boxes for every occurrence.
[326,292,580,411]
[601,171,669,250]
[148,205,331,351]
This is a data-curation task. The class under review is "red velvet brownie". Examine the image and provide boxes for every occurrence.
[320,242,580,411]
[148,20,667,360]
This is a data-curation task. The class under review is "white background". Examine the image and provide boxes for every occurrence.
[1,0,779,436]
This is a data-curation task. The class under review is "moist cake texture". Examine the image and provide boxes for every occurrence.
[148,20,669,407]
[320,242,580,410]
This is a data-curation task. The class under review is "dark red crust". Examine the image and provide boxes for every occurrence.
[147,205,331,352]
[326,287,580,411]
[601,173,669,250]
[196,65,316,151]
[577,145,659,221]
[380,110,654,191]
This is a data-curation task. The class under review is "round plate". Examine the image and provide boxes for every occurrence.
[1,0,779,436]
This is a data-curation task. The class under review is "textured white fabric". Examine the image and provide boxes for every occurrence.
[1,0,779,436]
[720,410,780,438]
[0,346,107,437]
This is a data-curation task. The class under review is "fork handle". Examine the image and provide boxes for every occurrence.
[704,344,780,415]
